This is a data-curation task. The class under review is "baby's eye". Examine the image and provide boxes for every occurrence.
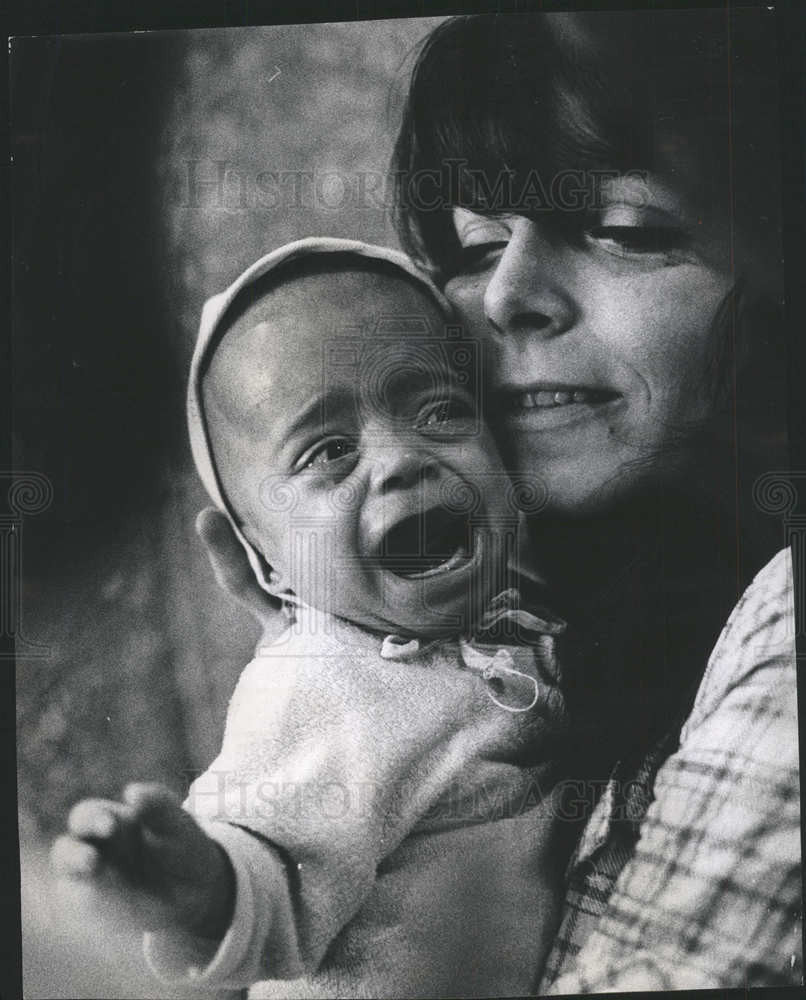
[300,437,358,470]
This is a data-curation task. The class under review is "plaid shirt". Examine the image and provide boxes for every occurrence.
[538,547,802,993]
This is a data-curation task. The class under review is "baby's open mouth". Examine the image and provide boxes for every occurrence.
[375,506,474,579]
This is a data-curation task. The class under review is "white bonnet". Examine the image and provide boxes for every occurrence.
[187,236,451,598]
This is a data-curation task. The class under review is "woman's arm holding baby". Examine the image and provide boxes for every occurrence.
[52,782,235,946]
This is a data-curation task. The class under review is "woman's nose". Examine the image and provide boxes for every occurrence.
[482,218,577,339]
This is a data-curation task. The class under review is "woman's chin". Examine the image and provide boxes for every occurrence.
[518,457,653,519]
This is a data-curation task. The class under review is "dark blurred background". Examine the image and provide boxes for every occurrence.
[11,18,442,996]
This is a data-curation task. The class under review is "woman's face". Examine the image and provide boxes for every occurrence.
[444,173,735,514]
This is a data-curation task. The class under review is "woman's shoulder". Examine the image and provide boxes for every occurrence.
[681,546,796,742]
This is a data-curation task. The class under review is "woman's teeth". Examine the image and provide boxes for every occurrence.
[514,388,609,409]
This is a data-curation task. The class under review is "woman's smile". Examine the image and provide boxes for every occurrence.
[495,381,624,430]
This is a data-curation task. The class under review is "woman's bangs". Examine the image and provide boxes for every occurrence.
[393,13,629,266]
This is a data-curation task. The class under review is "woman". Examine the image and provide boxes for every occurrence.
[198,10,801,992]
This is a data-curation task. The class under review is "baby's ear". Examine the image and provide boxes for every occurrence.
[240,524,295,604]
[265,565,292,596]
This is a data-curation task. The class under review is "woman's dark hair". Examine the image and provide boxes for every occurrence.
[392,10,786,457]
[393,11,779,291]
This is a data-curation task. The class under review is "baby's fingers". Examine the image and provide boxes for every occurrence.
[67,798,128,841]
[122,782,186,834]
[52,832,171,932]
[122,782,217,885]
[51,834,102,879]
[66,797,144,881]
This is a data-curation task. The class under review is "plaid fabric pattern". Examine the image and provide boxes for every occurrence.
[539,547,802,993]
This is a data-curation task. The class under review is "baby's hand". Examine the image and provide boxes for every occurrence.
[51,782,235,942]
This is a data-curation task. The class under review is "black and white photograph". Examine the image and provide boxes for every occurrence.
[8,3,805,997]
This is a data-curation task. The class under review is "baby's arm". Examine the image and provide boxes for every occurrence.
[52,782,235,949]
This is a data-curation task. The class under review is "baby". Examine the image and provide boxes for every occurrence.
[53,239,573,999]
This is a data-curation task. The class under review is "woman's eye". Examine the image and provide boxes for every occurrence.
[454,240,509,273]
[449,208,512,276]
[416,397,475,430]
[301,437,358,470]
[585,225,690,258]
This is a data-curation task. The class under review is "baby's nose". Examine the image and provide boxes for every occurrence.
[367,447,440,495]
